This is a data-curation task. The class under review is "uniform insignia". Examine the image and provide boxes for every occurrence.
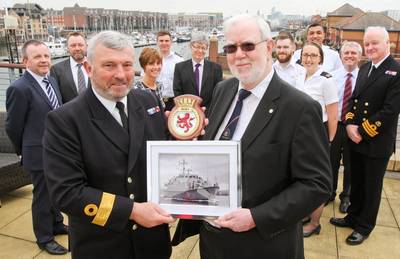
[385,70,397,76]
[320,72,332,78]
[147,106,161,115]
[345,112,354,120]
[362,120,379,137]
[84,204,98,216]
[91,192,115,227]
[375,121,382,127]
[268,109,274,114]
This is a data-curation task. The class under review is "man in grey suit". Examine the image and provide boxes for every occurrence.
[51,32,90,103]
[173,32,223,110]
[6,40,68,255]
[173,14,332,259]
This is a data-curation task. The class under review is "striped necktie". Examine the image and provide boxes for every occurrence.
[341,73,352,122]
[220,89,251,140]
[43,77,60,109]
[77,63,86,94]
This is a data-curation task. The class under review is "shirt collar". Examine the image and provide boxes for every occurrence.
[27,69,47,82]
[92,87,128,114]
[239,69,274,100]
[372,54,390,68]
[192,59,204,68]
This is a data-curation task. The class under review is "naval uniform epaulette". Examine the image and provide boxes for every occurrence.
[175,52,182,58]
[296,59,302,65]
[320,71,332,78]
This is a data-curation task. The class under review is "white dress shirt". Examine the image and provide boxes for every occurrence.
[27,69,51,96]
[69,57,89,92]
[332,67,359,118]
[158,51,184,98]
[92,87,128,127]
[298,68,339,122]
[192,59,204,93]
[293,45,343,73]
[215,70,274,140]
[273,58,306,88]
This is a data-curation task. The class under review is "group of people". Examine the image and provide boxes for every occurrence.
[4,12,400,259]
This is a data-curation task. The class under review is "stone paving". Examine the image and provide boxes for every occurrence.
[0,172,399,259]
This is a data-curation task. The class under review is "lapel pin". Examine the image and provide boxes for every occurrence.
[268,109,274,114]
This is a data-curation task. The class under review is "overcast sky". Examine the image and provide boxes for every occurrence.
[2,0,397,17]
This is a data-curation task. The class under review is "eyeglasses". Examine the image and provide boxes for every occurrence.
[223,40,267,54]
[191,44,208,51]
[301,53,320,59]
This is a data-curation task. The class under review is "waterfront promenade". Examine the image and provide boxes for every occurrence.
[0,172,399,259]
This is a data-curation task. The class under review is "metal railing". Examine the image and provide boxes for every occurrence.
[0,63,25,111]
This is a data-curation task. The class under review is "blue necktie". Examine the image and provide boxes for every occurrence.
[43,77,59,109]
[220,89,251,140]
[194,63,201,95]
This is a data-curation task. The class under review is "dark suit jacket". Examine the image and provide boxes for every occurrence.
[345,55,400,158]
[50,58,91,103]
[174,74,332,258]
[5,71,62,171]
[43,88,171,259]
[173,59,222,109]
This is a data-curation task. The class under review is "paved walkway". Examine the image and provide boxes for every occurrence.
[0,172,399,259]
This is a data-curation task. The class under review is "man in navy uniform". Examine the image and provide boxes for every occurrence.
[330,27,400,245]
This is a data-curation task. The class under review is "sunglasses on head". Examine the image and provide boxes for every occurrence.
[223,40,267,54]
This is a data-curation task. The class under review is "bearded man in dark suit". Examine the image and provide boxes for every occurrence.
[43,31,174,259]
[173,14,332,259]
[50,32,90,103]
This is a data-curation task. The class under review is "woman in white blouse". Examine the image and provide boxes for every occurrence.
[299,42,339,237]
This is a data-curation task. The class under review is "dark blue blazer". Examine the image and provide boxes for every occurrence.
[5,71,62,171]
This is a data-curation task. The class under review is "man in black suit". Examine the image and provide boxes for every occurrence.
[173,14,332,259]
[43,31,174,258]
[51,32,90,103]
[173,32,223,110]
[6,40,68,255]
[330,27,400,245]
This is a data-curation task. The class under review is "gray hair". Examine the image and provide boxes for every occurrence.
[191,32,209,46]
[87,31,134,62]
[340,41,363,55]
[364,26,389,42]
[223,14,271,41]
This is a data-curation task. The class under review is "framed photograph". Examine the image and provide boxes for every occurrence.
[147,141,241,219]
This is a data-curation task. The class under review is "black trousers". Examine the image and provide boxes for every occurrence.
[344,151,389,236]
[30,170,64,245]
[329,122,351,199]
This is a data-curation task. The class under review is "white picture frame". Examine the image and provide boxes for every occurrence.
[147,141,241,219]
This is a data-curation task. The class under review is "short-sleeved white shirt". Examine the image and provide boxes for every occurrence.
[297,68,339,122]
[273,58,306,88]
[293,45,343,73]
[157,51,184,98]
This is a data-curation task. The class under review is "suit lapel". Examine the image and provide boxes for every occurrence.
[241,73,281,152]
[24,72,53,108]
[354,56,393,97]
[87,88,129,154]
[48,76,63,105]
[204,79,239,139]
[66,59,78,95]
[127,92,145,173]
[200,60,211,96]
[185,60,197,92]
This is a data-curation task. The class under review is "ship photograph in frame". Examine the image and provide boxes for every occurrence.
[147,141,241,219]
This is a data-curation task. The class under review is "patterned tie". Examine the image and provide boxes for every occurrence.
[116,101,128,132]
[77,63,86,94]
[341,73,352,122]
[194,63,201,96]
[43,77,60,109]
[220,89,251,140]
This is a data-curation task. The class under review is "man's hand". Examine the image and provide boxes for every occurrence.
[214,208,256,232]
[346,124,362,144]
[130,202,175,228]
